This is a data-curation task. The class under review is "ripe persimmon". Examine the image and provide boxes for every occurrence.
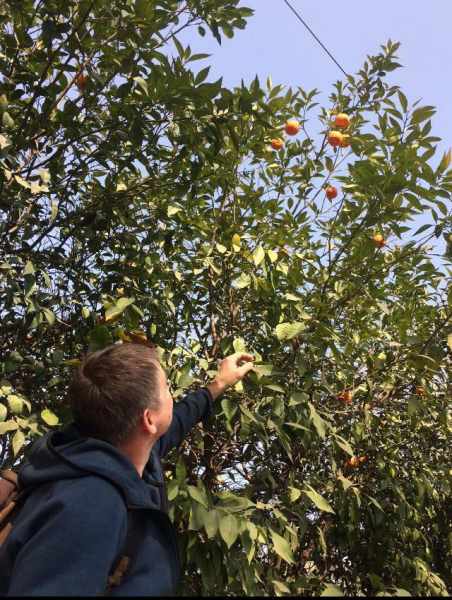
[339,391,353,405]
[76,73,87,90]
[373,234,387,248]
[326,186,338,200]
[285,120,300,136]
[328,131,343,147]
[334,113,351,128]
[271,139,283,150]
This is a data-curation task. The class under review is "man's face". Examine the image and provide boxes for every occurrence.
[154,361,173,437]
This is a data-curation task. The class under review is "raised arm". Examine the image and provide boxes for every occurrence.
[155,353,254,459]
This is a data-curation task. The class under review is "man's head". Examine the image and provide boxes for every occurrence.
[67,344,173,446]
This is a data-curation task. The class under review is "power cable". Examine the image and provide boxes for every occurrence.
[282,0,349,79]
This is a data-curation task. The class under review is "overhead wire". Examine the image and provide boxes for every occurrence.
[282,0,350,79]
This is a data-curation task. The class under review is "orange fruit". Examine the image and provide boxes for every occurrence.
[373,234,387,248]
[341,137,350,148]
[326,186,338,200]
[76,73,87,90]
[126,261,133,267]
[334,113,351,128]
[271,139,283,150]
[339,391,353,405]
[380,420,386,427]
[328,131,343,147]
[347,457,357,468]
[117,287,125,295]
[285,120,300,136]
[416,386,425,395]
[358,457,366,464]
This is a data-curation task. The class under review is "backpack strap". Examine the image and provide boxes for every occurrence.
[104,509,142,596]
[0,470,21,547]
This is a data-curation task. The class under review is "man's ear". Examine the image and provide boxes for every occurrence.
[142,408,158,436]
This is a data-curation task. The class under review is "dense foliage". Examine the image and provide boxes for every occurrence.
[1,1,451,596]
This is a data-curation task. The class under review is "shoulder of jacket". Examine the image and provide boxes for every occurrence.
[50,475,128,511]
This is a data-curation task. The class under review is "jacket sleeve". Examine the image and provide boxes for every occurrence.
[6,477,127,597]
[154,387,214,459]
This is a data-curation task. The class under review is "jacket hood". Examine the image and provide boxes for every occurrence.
[19,424,157,509]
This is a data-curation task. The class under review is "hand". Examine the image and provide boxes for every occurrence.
[206,352,254,400]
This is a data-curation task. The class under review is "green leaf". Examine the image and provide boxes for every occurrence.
[2,111,15,128]
[233,337,247,352]
[0,404,7,422]
[338,474,354,491]
[407,395,421,414]
[275,322,306,340]
[42,307,56,326]
[253,363,283,376]
[253,244,265,266]
[267,249,278,263]
[133,76,149,96]
[1,379,13,394]
[105,298,135,321]
[219,514,240,548]
[7,395,23,415]
[23,261,35,275]
[0,94,7,114]
[41,409,59,426]
[50,200,58,223]
[447,333,452,351]
[221,397,238,421]
[204,509,221,538]
[304,486,335,514]
[296,354,307,377]
[167,204,181,216]
[167,479,179,501]
[187,485,209,508]
[334,434,354,456]
[39,167,51,183]
[0,421,18,435]
[12,430,25,456]
[308,402,326,438]
[135,0,154,19]
[216,491,255,513]
[189,502,208,531]
[270,531,294,564]
[321,583,344,596]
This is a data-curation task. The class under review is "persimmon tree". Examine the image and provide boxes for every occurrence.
[1,1,452,596]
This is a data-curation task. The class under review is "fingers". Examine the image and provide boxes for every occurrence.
[230,352,254,364]
[238,361,255,375]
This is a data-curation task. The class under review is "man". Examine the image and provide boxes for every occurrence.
[0,344,254,596]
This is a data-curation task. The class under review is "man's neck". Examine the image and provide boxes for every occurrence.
[117,437,155,477]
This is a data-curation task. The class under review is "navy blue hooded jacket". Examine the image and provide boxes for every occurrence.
[0,387,214,597]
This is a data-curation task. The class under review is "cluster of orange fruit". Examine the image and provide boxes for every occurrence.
[270,119,300,150]
[339,391,353,405]
[373,233,387,249]
[328,113,351,148]
[76,72,87,90]
[347,456,366,469]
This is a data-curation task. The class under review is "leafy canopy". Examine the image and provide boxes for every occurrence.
[1,0,452,596]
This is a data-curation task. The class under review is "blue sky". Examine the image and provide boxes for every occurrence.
[174,0,452,269]
[176,0,452,155]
